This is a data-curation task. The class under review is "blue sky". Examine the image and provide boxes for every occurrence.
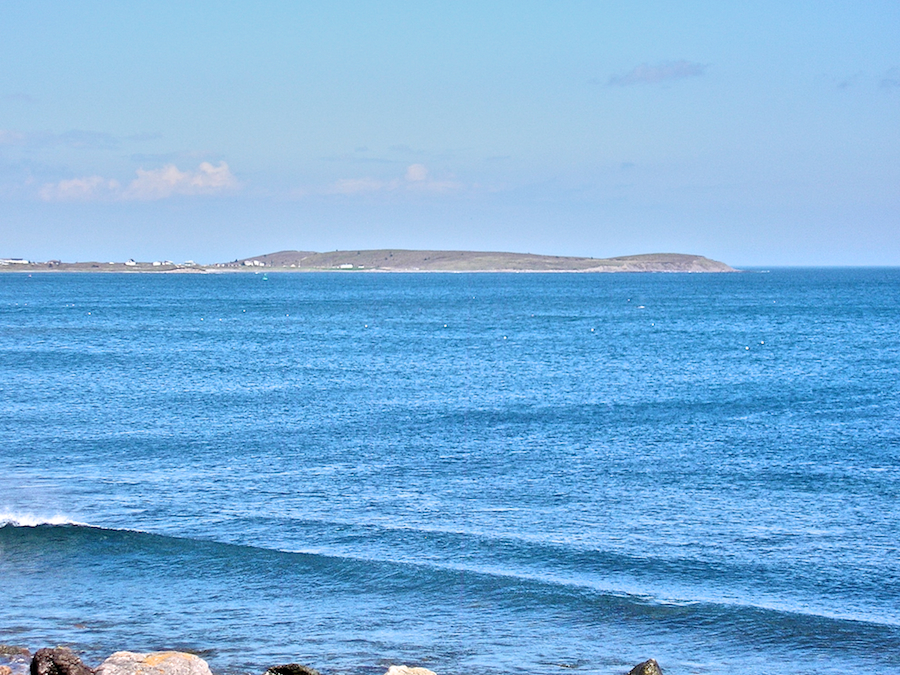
[1,1,898,265]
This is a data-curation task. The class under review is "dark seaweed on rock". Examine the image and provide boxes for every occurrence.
[263,664,320,675]
[30,649,94,675]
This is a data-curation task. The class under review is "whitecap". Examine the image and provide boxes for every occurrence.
[0,511,87,527]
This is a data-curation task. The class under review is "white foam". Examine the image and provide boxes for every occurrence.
[0,511,86,527]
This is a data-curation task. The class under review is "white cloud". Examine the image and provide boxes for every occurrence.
[123,161,238,200]
[405,163,429,182]
[608,61,706,86]
[324,164,462,196]
[39,176,120,202]
[38,162,239,202]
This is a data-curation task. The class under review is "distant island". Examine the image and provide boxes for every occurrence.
[0,250,736,273]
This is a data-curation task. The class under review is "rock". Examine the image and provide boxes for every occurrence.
[30,648,93,675]
[31,648,94,675]
[263,665,320,675]
[627,659,663,675]
[0,649,31,658]
[95,653,211,675]
[1,645,32,675]
[384,667,437,675]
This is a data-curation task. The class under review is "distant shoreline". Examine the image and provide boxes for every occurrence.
[0,250,737,273]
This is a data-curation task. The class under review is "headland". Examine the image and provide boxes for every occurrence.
[0,250,736,273]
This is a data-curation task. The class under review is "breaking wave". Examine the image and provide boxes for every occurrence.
[0,511,87,527]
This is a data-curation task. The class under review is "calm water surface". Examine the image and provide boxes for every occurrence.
[1,270,898,675]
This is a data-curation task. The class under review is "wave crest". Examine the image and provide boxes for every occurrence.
[0,511,86,527]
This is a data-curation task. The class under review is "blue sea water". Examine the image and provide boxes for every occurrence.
[0,269,898,675]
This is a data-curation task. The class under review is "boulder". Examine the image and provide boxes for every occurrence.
[627,660,663,675]
[95,653,211,675]
[263,665,319,675]
[1,665,13,675]
[31,648,94,675]
[384,667,437,675]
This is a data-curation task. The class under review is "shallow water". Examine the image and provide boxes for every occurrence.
[1,270,898,675]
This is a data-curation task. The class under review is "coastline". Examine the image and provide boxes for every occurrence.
[0,250,737,274]
[1,646,663,675]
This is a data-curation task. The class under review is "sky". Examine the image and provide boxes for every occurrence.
[1,1,898,266]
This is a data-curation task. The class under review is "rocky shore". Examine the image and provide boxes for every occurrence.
[0,646,663,675]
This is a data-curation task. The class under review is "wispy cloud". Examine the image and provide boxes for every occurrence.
[607,60,706,86]
[836,73,861,90]
[326,177,390,195]
[39,176,121,202]
[130,152,189,164]
[39,162,239,202]
[0,130,27,146]
[56,130,120,150]
[0,129,119,150]
[126,132,164,142]
[0,128,161,149]
[320,143,452,165]
[881,67,900,89]
[319,153,399,165]
[323,164,462,196]
[3,92,37,104]
[405,163,429,182]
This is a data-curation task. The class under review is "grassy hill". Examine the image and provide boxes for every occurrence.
[226,249,737,272]
[2,250,736,273]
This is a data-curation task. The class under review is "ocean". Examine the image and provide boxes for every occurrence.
[1,269,898,675]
